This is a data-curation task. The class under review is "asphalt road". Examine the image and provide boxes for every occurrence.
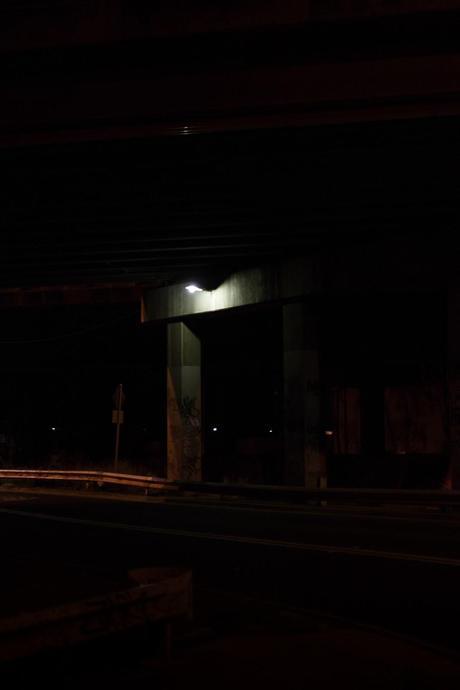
[1,487,460,651]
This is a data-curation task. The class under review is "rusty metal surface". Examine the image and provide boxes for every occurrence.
[0,469,176,492]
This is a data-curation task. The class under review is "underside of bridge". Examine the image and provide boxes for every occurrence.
[2,1,460,487]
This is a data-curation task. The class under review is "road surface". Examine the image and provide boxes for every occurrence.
[1,485,460,686]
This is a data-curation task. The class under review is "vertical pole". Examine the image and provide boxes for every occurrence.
[114,383,123,472]
[448,286,460,489]
[163,622,173,663]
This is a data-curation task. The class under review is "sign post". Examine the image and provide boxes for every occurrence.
[112,384,125,472]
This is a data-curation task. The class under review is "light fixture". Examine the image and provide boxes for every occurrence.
[212,427,218,432]
[185,284,203,294]
[50,427,56,432]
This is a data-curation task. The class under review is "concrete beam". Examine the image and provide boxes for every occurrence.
[142,235,452,324]
[143,259,320,322]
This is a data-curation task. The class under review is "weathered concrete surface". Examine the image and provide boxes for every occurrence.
[283,302,326,488]
[142,258,320,322]
[142,236,452,323]
[167,322,202,481]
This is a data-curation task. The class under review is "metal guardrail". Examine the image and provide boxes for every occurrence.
[0,469,176,492]
[1,469,460,507]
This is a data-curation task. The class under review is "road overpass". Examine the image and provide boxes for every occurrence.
[1,1,460,490]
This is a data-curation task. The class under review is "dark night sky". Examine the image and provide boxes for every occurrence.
[0,304,163,469]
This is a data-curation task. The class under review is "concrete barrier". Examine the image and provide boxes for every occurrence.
[0,567,192,663]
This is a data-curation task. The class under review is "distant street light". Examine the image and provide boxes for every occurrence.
[185,284,203,294]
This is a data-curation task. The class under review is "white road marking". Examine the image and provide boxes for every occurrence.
[0,507,459,567]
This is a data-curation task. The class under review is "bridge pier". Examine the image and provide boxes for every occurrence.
[283,301,326,488]
[166,322,202,481]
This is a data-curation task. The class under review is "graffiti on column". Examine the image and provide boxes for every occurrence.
[180,396,201,480]
[166,369,183,481]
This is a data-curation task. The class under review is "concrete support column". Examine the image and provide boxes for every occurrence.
[283,302,326,488]
[448,285,460,489]
[167,321,202,481]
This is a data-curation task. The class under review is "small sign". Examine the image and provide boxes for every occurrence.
[112,410,124,425]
